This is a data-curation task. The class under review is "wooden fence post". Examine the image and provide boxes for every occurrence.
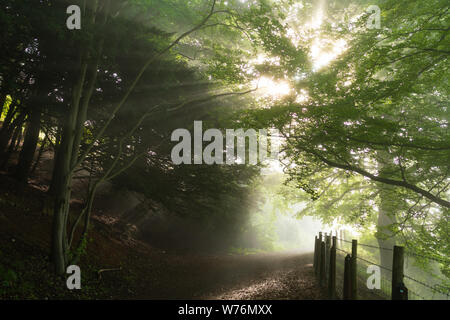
[325,234,331,283]
[328,236,337,299]
[320,241,326,286]
[343,254,351,300]
[392,246,408,300]
[351,239,357,300]
[313,236,318,275]
[316,232,322,277]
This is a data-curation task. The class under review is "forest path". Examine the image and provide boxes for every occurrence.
[0,174,323,299]
[134,251,325,300]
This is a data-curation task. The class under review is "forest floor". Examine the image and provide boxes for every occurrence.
[0,173,325,300]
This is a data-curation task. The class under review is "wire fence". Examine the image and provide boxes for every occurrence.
[334,238,391,300]
[313,232,449,300]
[403,250,449,300]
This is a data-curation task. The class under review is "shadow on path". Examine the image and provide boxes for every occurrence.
[137,251,325,300]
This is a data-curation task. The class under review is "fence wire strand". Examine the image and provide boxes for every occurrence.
[356,256,393,273]
[335,237,448,264]
[336,237,393,251]
[404,274,450,297]
[336,247,351,255]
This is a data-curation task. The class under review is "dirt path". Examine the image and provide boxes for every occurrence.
[132,251,325,300]
[0,174,324,300]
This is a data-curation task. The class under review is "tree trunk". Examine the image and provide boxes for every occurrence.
[50,56,88,274]
[0,102,18,155]
[376,192,396,273]
[50,115,78,274]
[0,124,20,169]
[30,134,48,175]
[51,175,71,274]
[50,2,108,273]
[15,107,42,182]
[375,152,398,274]
[13,124,23,152]
[49,125,63,195]
[0,112,25,169]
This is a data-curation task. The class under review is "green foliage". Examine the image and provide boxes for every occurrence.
[68,236,92,264]
[0,265,18,288]
[242,0,449,260]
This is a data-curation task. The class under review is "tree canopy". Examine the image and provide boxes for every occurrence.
[0,0,448,282]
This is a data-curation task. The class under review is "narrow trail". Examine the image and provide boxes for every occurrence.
[134,251,325,300]
[0,175,324,300]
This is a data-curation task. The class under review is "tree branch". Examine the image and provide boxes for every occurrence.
[290,141,450,208]
[72,0,220,171]
[166,86,259,112]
